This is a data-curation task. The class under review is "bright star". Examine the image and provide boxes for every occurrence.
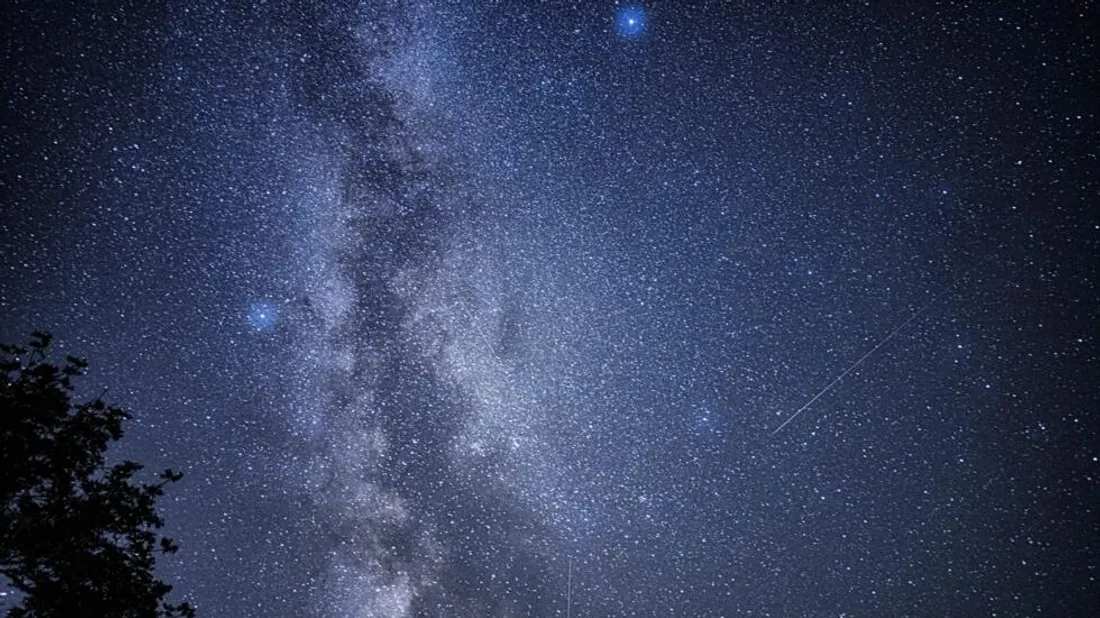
[615,6,647,38]
[249,301,278,332]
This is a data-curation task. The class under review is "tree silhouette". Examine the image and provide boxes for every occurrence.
[0,332,194,618]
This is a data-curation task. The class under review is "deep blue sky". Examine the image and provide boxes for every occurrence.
[2,1,1097,616]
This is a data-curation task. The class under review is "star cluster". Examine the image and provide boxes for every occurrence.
[2,2,1096,616]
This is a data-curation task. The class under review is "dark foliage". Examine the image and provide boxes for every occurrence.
[0,332,194,618]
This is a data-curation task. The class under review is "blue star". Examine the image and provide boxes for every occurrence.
[691,406,721,435]
[615,5,647,39]
[248,301,278,332]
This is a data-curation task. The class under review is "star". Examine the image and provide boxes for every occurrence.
[615,6,647,39]
[248,301,278,332]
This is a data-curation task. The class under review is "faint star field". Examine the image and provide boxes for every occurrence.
[2,1,1096,616]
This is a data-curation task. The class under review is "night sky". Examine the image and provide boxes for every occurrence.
[2,2,1097,616]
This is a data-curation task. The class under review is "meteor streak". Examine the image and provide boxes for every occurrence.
[771,287,949,436]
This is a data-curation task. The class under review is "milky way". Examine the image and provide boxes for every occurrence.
[2,1,1097,616]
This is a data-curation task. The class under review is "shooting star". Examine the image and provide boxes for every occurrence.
[771,287,950,435]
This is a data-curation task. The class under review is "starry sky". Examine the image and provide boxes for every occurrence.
[2,1,1097,616]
